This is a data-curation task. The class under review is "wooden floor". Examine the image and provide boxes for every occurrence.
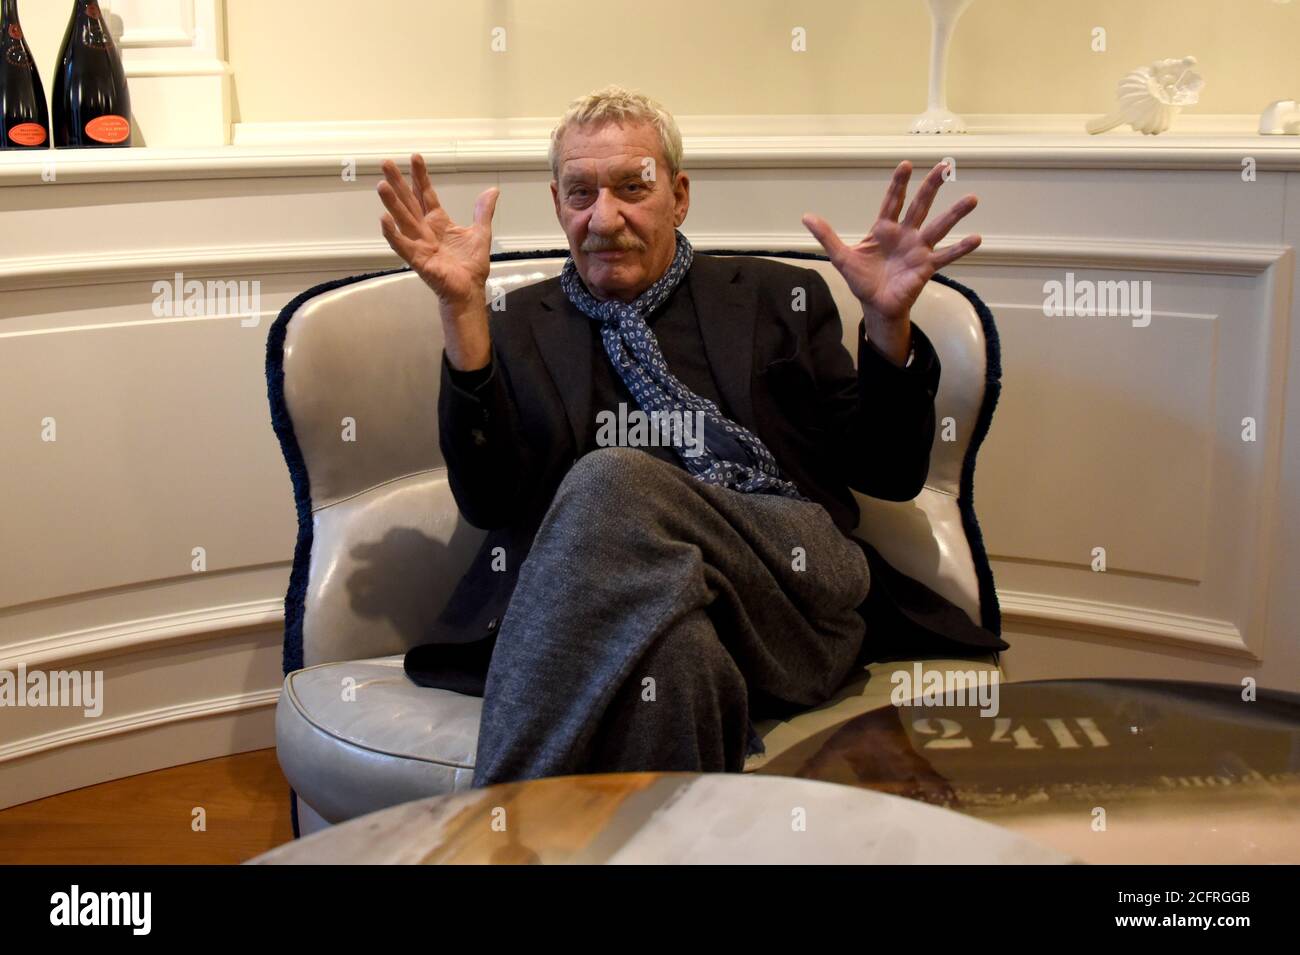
[0,748,295,865]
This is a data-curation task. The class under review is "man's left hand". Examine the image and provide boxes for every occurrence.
[802,160,981,365]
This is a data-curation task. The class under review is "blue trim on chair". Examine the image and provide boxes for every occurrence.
[267,249,1006,657]
[265,249,1004,835]
[926,272,1003,637]
[267,265,409,840]
[265,253,587,676]
[695,250,1003,636]
[266,265,409,676]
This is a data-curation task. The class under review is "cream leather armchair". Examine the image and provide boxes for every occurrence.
[267,251,1005,837]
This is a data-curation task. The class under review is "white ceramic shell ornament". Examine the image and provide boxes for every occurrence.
[1086,56,1205,135]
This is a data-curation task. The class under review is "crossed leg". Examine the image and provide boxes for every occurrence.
[470,447,871,788]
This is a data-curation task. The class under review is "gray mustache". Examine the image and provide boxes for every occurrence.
[583,236,645,253]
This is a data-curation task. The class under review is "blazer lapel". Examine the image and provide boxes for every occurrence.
[534,283,594,456]
[689,254,760,434]
[533,252,761,453]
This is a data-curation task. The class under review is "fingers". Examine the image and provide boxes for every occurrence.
[801,212,849,261]
[930,233,982,269]
[380,212,418,262]
[877,161,912,223]
[411,153,442,217]
[920,193,979,247]
[379,158,423,226]
[474,186,500,231]
[377,170,421,237]
[378,180,424,237]
[901,160,951,231]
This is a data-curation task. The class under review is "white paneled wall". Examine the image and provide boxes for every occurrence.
[1,131,1298,808]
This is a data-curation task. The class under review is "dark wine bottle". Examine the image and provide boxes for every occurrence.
[0,0,50,149]
[53,0,131,148]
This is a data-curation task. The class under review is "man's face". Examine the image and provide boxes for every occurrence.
[551,120,690,303]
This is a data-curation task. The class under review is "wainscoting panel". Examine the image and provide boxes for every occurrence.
[0,625,281,810]
[1,139,1296,804]
[973,300,1218,583]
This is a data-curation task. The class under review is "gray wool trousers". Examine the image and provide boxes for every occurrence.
[470,446,872,788]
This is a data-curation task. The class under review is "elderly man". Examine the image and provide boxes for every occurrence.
[377,85,1003,788]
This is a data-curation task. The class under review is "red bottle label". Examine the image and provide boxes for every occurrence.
[9,123,46,146]
[85,115,130,144]
[87,2,103,18]
[7,24,21,39]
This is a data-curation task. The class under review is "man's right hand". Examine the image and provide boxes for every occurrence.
[378,154,499,369]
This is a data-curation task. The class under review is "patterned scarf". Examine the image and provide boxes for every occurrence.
[560,229,807,500]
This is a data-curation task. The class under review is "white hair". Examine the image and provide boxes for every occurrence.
[548,84,684,183]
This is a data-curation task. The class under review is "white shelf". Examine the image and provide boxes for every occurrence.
[3,129,1300,185]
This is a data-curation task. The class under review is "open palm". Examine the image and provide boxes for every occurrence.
[378,153,499,306]
[802,160,981,321]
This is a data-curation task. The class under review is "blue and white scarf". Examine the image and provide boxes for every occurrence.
[560,229,807,500]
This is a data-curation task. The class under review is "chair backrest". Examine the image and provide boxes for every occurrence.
[267,251,1001,672]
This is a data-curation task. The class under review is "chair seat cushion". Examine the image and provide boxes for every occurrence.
[276,654,1000,825]
[276,657,482,825]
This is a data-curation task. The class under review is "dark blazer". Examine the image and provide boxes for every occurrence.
[407,253,1007,692]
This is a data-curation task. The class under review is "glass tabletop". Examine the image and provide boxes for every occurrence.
[752,677,1300,863]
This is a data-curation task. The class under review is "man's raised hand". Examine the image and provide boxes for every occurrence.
[378,153,500,307]
[801,160,981,325]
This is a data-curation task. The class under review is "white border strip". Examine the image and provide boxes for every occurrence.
[999,590,1253,659]
[0,686,280,764]
[0,598,283,671]
[1,117,1297,185]
[0,235,1285,293]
